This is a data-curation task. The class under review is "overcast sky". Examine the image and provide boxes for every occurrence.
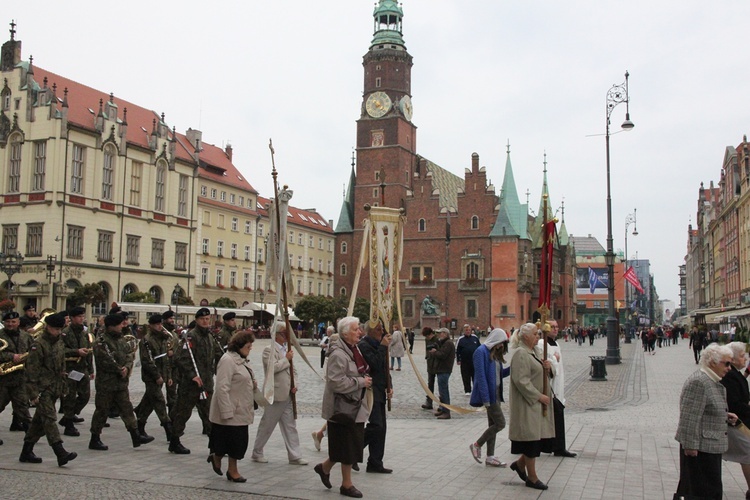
[10,1,750,306]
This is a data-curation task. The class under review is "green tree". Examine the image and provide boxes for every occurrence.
[293,295,335,326]
[331,295,370,326]
[210,297,237,308]
[67,282,107,307]
[121,291,155,303]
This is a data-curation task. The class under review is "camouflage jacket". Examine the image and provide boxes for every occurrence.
[0,328,33,386]
[174,326,221,393]
[216,325,236,352]
[94,328,136,391]
[25,330,66,399]
[62,324,94,374]
[139,327,173,383]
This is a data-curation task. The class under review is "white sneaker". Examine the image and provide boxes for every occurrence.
[469,443,482,463]
[465,392,471,396]
[485,456,507,467]
[312,431,321,451]
[289,458,308,465]
[252,455,268,463]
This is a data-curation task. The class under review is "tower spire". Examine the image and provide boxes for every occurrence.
[371,0,406,49]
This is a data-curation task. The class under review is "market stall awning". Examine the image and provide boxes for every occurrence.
[704,307,750,324]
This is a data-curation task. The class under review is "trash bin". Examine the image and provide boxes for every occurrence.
[589,356,607,381]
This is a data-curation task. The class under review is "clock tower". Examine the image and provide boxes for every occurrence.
[335,1,419,298]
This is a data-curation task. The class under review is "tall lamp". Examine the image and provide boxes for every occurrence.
[0,251,24,303]
[624,209,638,343]
[604,71,634,365]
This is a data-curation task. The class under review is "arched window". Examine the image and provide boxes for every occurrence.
[340,263,347,276]
[340,287,347,297]
[102,144,116,200]
[7,133,22,193]
[418,219,426,232]
[121,283,137,301]
[93,282,110,316]
[466,262,479,279]
[154,160,166,212]
[471,215,479,230]
[341,241,348,254]
[149,286,162,303]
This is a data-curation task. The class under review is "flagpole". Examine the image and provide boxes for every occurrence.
[269,139,298,419]
[379,170,392,412]
[537,194,550,418]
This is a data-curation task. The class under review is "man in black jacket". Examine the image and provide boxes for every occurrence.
[430,328,455,420]
[455,324,481,395]
[358,321,393,473]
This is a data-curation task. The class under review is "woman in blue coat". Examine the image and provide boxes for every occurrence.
[468,328,510,467]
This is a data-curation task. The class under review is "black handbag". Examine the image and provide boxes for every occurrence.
[329,391,360,425]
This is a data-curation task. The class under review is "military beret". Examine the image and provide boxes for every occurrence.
[108,306,122,315]
[148,314,163,325]
[23,304,35,311]
[2,311,19,321]
[45,313,66,328]
[69,306,86,317]
[187,320,196,330]
[223,312,236,321]
[162,310,175,320]
[104,314,123,327]
[58,311,70,318]
[195,308,211,318]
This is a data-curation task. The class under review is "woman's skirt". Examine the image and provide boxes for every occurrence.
[723,424,750,464]
[327,421,365,465]
[511,439,543,458]
[209,423,249,460]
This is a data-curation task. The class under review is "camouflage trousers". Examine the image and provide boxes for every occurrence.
[25,391,62,446]
[0,381,31,424]
[90,388,137,435]
[166,380,178,412]
[135,381,170,425]
[60,374,90,419]
[170,381,211,438]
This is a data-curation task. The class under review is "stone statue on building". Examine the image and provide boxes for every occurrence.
[421,295,439,316]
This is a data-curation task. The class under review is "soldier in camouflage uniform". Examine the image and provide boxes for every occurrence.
[19,313,77,466]
[168,307,221,454]
[134,314,173,441]
[0,311,33,434]
[216,312,237,353]
[161,310,180,413]
[59,306,94,437]
[88,314,154,451]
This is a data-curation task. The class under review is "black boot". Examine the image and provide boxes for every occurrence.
[108,408,120,419]
[19,441,43,463]
[63,424,80,437]
[137,421,152,440]
[168,436,190,454]
[88,433,108,451]
[9,415,26,432]
[51,441,77,467]
[72,415,84,423]
[162,421,173,442]
[130,428,154,447]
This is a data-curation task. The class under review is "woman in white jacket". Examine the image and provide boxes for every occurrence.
[208,330,260,482]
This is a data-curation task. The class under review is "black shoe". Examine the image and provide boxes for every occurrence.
[72,416,84,423]
[208,453,222,475]
[525,479,548,490]
[554,449,577,458]
[129,428,153,447]
[103,422,110,428]
[19,442,43,463]
[137,421,153,440]
[108,410,120,419]
[9,418,27,432]
[51,441,77,467]
[340,485,363,498]
[63,425,80,437]
[169,437,190,454]
[352,462,359,471]
[510,461,527,482]
[366,464,393,473]
[314,463,332,489]
[58,417,70,427]
[88,434,108,451]
[226,471,247,483]
[421,404,433,410]
[0,438,3,445]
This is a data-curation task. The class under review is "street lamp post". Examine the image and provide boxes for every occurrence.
[172,283,183,319]
[604,71,634,365]
[0,251,24,304]
[624,209,638,343]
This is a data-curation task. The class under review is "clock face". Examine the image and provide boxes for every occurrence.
[400,95,413,121]
[366,92,392,118]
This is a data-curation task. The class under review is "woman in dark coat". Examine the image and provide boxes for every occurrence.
[722,342,750,500]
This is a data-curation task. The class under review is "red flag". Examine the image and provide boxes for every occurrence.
[537,220,557,308]
[623,266,644,294]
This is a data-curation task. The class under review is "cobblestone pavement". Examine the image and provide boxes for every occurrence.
[0,336,747,499]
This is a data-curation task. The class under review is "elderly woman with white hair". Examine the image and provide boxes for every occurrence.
[675,342,738,499]
[721,341,750,499]
[508,323,554,491]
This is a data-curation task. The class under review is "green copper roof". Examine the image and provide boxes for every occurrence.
[490,148,528,239]
[558,221,569,246]
[334,165,356,234]
[371,0,405,48]
[532,156,556,248]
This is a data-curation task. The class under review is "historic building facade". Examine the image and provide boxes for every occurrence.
[334,1,577,332]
